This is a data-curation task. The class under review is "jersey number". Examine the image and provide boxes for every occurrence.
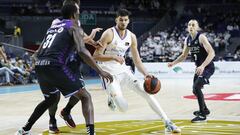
[42,33,57,49]
[194,54,197,61]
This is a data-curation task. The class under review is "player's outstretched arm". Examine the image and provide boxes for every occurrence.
[168,41,189,67]
[88,28,103,39]
[72,26,113,82]
[83,28,103,48]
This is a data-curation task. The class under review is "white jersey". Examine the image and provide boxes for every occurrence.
[98,27,132,75]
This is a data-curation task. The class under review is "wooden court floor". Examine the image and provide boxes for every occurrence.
[0,78,239,135]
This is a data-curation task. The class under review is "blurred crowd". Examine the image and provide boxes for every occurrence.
[0,51,37,86]
[140,5,240,62]
[0,0,169,17]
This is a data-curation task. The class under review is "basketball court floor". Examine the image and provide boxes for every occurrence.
[0,77,239,135]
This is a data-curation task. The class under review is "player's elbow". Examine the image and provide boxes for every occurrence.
[212,51,215,58]
[209,50,215,58]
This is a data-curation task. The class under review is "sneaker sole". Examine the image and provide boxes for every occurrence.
[172,129,181,133]
[165,129,181,133]
[49,130,60,134]
[194,113,210,117]
[59,114,76,128]
[191,119,207,123]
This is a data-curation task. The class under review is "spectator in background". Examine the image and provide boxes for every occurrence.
[0,43,8,63]
[22,52,31,63]
[14,25,21,37]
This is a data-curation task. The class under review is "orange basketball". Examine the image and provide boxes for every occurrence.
[143,76,161,94]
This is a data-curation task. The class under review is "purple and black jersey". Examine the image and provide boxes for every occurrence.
[186,32,214,68]
[36,19,75,66]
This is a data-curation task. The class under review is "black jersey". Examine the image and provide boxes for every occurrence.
[67,51,82,73]
[186,32,214,67]
[36,19,75,66]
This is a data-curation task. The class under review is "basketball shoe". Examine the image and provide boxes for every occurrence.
[49,120,60,134]
[191,114,207,123]
[15,128,31,135]
[60,109,76,128]
[193,108,210,116]
[165,121,181,133]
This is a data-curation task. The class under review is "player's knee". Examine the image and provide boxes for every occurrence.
[192,78,204,94]
[44,94,59,106]
[85,92,92,102]
[75,89,92,101]
[130,80,144,92]
[193,78,205,89]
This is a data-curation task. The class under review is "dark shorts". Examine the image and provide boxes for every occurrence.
[35,65,85,98]
[193,64,215,85]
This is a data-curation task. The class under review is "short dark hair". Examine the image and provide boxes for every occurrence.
[116,9,131,18]
[61,3,78,19]
[63,0,80,6]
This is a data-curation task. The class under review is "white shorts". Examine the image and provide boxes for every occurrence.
[101,69,144,96]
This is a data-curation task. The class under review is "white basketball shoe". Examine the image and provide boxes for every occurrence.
[15,128,31,135]
[165,121,181,133]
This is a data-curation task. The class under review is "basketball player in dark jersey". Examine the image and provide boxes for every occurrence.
[168,19,215,123]
[46,0,103,133]
[15,2,113,135]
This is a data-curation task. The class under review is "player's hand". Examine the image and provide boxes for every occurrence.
[89,28,103,40]
[113,56,125,64]
[196,66,205,75]
[91,28,103,35]
[99,70,113,83]
[167,62,174,68]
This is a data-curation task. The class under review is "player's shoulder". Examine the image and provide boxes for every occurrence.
[51,17,63,26]
[103,28,114,36]
[127,29,136,39]
[198,32,207,41]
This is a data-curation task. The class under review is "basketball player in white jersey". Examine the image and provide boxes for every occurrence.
[93,9,181,133]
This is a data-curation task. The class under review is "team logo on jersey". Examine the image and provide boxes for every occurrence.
[125,42,130,46]
[189,46,200,53]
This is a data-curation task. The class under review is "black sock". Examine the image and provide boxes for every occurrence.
[86,124,94,135]
[49,115,56,123]
[23,122,32,131]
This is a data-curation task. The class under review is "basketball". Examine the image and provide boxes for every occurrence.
[143,76,161,94]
